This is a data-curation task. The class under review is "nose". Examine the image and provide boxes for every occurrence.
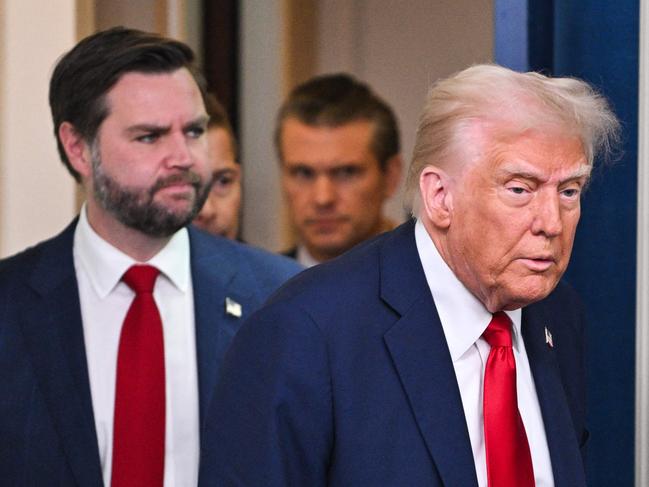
[313,175,336,207]
[196,194,215,224]
[531,191,562,237]
[166,132,194,169]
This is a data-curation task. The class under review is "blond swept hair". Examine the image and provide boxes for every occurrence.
[406,64,620,213]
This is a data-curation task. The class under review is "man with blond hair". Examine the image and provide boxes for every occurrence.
[203,64,619,486]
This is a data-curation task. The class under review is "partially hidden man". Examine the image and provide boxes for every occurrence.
[0,28,300,486]
[276,74,403,267]
[203,65,619,486]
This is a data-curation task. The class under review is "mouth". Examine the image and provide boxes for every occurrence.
[153,173,202,197]
[518,256,556,272]
[305,217,347,232]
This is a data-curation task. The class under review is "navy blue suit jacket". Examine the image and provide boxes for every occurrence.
[203,220,588,486]
[0,220,301,486]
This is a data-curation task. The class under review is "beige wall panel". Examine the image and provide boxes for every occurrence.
[0,0,77,257]
[239,0,286,251]
[283,0,317,89]
[95,0,164,32]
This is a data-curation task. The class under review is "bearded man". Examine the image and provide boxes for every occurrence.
[0,27,300,487]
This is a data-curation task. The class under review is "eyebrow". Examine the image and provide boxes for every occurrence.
[186,115,210,129]
[284,160,366,169]
[497,163,592,184]
[125,115,210,135]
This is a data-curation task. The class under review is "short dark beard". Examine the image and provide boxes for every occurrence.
[91,143,211,238]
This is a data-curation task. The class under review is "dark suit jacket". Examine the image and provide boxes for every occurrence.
[203,219,588,486]
[281,247,297,260]
[0,220,301,486]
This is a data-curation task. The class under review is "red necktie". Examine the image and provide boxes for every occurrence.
[112,265,165,487]
[483,312,535,487]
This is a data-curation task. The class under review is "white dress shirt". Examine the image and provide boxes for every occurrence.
[73,206,200,487]
[414,219,554,487]
[296,245,321,268]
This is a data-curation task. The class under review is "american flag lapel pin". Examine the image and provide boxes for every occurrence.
[544,326,554,348]
[225,297,242,318]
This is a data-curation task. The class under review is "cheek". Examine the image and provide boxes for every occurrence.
[283,181,306,202]
[232,188,242,210]
[558,223,578,263]
[223,192,242,217]
[287,188,310,209]
[191,143,211,167]
[347,179,384,209]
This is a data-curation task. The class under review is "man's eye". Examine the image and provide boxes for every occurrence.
[187,126,205,138]
[290,167,315,180]
[331,166,361,181]
[508,186,527,194]
[561,188,580,198]
[136,133,159,143]
[214,175,234,188]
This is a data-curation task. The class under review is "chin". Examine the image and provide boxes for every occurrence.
[308,242,348,260]
[507,286,560,310]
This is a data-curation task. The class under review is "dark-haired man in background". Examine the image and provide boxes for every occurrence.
[0,27,300,486]
[276,74,402,267]
[193,93,242,240]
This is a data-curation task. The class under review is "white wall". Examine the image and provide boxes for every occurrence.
[0,0,77,257]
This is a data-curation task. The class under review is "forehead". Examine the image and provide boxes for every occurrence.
[104,68,206,122]
[207,127,235,159]
[461,123,588,180]
[281,118,378,167]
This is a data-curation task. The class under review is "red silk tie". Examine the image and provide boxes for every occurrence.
[483,312,535,487]
[112,265,165,487]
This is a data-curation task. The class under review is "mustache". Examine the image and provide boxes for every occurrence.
[151,171,203,192]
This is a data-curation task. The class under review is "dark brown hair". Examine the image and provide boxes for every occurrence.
[204,92,238,162]
[274,73,400,170]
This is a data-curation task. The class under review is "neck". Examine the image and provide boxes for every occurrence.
[85,201,172,262]
[305,215,396,263]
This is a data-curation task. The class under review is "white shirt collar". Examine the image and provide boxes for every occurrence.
[74,204,191,298]
[296,245,322,268]
[414,219,522,361]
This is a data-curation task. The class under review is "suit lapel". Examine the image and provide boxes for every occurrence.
[20,221,103,486]
[523,307,587,487]
[380,221,479,487]
[189,229,256,427]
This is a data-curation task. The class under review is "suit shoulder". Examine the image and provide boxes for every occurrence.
[265,229,388,313]
[0,236,59,285]
[188,226,302,289]
[235,241,303,284]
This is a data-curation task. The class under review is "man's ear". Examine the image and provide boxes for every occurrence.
[419,165,453,229]
[382,154,403,198]
[58,122,93,179]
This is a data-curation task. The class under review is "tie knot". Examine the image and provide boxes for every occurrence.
[482,311,513,348]
[122,265,160,294]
